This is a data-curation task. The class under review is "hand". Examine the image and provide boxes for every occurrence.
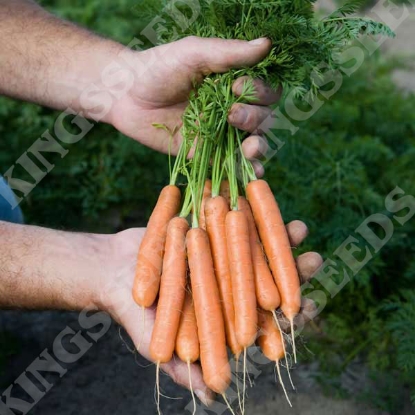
[108,36,281,175]
[99,221,323,405]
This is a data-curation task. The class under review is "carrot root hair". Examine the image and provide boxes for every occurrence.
[187,360,196,415]
[118,326,135,354]
[235,355,243,415]
[222,393,236,415]
[290,318,297,364]
[286,359,295,391]
[242,348,247,415]
[276,361,292,408]
[272,311,296,391]
[155,361,161,415]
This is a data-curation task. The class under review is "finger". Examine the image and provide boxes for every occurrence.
[161,359,215,406]
[179,36,272,75]
[233,77,282,106]
[251,160,265,179]
[296,252,324,283]
[241,135,269,160]
[294,298,318,328]
[279,297,318,332]
[286,220,309,247]
[228,103,272,133]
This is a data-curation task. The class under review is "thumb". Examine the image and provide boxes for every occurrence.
[177,36,271,75]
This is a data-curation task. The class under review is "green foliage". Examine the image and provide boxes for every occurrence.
[148,0,393,97]
[273,56,415,411]
[384,291,415,404]
[145,0,394,218]
[329,0,364,16]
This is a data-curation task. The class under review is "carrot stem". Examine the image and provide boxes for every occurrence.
[226,126,239,211]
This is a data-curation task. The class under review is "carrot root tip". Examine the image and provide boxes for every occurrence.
[273,311,296,390]
[290,319,297,364]
[235,355,243,415]
[155,362,162,415]
[276,362,292,408]
[187,361,197,415]
[222,393,236,415]
[242,348,247,415]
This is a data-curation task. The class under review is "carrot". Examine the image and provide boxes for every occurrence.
[220,180,231,206]
[257,310,285,364]
[133,185,182,308]
[205,196,242,357]
[257,309,292,407]
[246,180,300,361]
[225,210,257,348]
[176,290,200,364]
[199,179,212,231]
[176,290,200,415]
[150,217,189,363]
[238,196,281,312]
[187,228,231,395]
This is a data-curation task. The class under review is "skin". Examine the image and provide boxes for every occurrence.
[0,0,277,167]
[0,0,323,406]
[0,220,322,405]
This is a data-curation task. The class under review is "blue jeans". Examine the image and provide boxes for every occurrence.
[0,179,24,224]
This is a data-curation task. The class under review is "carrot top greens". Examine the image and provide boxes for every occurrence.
[162,0,394,224]
[149,0,394,95]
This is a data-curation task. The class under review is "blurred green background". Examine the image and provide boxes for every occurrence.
[1,0,415,413]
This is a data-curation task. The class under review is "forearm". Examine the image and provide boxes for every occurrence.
[0,221,113,311]
[0,0,126,116]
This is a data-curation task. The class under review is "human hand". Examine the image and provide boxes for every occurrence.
[108,36,281,174]
[99,221,322,405]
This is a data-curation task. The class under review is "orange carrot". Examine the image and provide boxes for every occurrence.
[247,180,300,362]
[176,290,200,364]
[176,290,200,415]
[133,185,181,308]
[257,310,285,362]
[225,210,257,348]
[205,196,242,357]
[199,180,212,231]
[187,228,231,394]
[238,196,281,312]
[150,217,189,363]
[246,180,300,322]
[219,180,231,206]
[257,309,292,406]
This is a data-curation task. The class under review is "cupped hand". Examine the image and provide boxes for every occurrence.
[99,221,322,406]
[109,36,281,174]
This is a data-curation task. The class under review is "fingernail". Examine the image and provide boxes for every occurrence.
[195,389,214,406]
[249,37,268,46]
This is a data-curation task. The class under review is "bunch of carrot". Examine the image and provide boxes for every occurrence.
[132,82,301,411]
[127,1,396,412]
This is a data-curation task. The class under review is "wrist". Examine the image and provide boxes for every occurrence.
[70,233,116,311]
